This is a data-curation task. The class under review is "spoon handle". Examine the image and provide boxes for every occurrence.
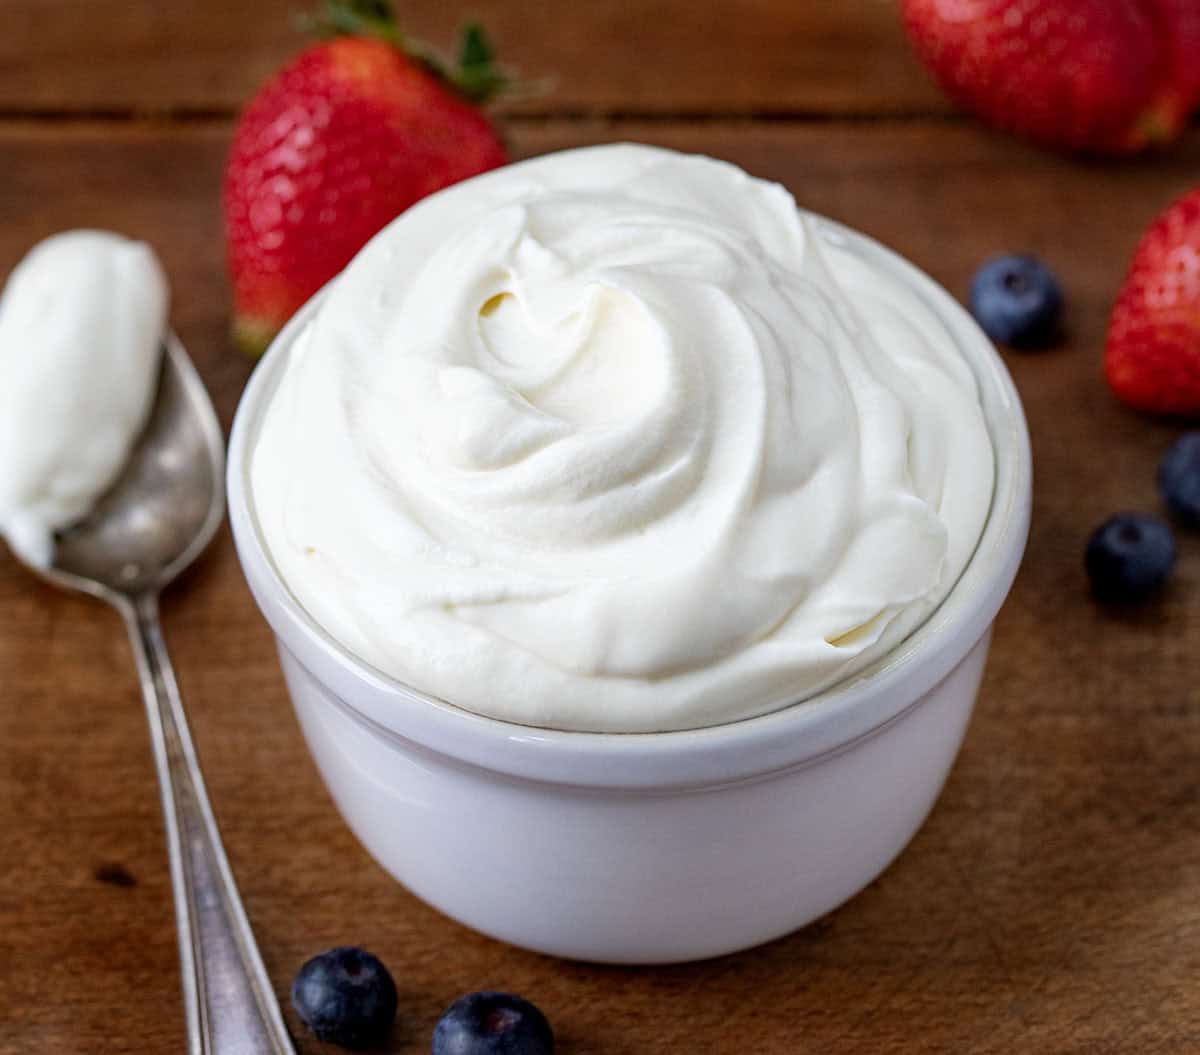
[123,594,295,1055]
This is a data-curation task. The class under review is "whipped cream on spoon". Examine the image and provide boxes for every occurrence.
[0,231,168,566]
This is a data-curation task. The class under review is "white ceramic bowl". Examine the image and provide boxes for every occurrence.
[228,221,1031,965]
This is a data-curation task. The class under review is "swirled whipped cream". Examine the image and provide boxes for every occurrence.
[252,144,994,731]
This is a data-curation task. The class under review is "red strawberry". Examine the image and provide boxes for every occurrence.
[223,1,509,355]
[900,0,1200,155]
[1105,188,1200,415]
[1155,0,1200,129]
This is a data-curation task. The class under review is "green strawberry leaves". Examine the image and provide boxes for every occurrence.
[449,24,510,105]
[312,0,404,48]
[309,1,515,106]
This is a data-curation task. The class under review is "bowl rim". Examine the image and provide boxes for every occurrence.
[227,214,1032,790]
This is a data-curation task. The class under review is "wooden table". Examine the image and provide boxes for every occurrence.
[3,3,1199,1051]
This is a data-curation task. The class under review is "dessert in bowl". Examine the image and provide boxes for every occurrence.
[228,144,1030,963]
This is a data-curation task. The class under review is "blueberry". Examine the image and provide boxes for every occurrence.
[432,991,554,1055]
[1085,513,1175,603]
[968,254,1063,347]
[1159,432,1200,527]
[290,946,397,1049]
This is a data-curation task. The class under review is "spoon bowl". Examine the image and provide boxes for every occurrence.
[41,333,224,599]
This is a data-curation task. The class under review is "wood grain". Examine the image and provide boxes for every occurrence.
[2,118,1200,1053]
[0,0,945,117]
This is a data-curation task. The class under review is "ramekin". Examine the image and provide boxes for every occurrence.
[228,218,1031,964]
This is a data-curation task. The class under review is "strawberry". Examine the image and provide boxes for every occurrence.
[1105,188,1200,415]
[899,0,1200,155]
[222,0,509,355]
[1155,0,1200,130]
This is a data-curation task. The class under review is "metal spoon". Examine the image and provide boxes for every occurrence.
[14,334,294,1054]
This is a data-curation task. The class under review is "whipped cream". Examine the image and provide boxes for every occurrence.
[252,144,994,732]
[0,231,168,567]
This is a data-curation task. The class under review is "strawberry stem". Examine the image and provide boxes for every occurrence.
[308,1,514,106]
[312,0,404,47]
